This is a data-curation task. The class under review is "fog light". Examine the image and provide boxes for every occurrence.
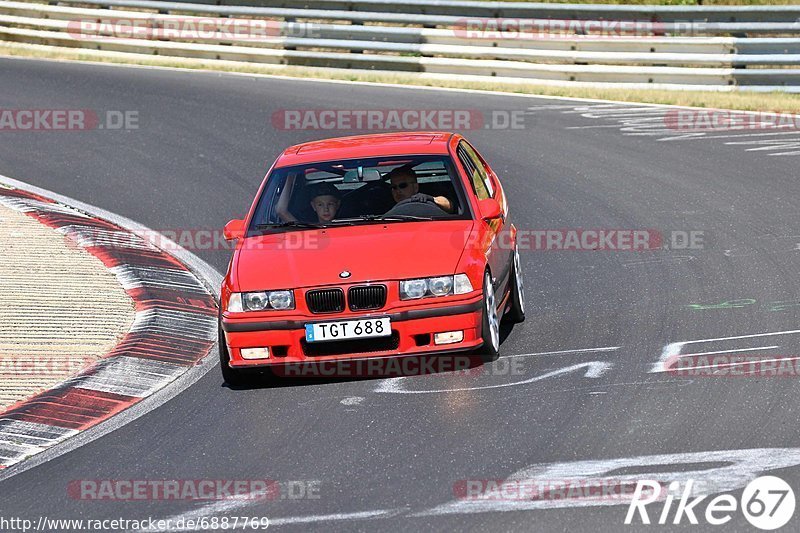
[241,347,270,360]
[434,331,463,345]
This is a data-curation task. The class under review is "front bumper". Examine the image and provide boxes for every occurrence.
[221,296,483,367]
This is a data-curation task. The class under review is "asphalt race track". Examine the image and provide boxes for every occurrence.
[1,57,800,532]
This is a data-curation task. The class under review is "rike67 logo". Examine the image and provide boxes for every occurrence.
[626,476,795,530]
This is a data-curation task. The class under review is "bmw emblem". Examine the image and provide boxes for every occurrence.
[339,270,351,279]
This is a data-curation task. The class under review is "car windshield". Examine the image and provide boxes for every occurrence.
[248,154,470,234]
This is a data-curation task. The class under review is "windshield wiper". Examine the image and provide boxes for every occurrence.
[255,221,328,230]
[332,214,436,223]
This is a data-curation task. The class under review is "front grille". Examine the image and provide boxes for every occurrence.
[348,285,387,311]
[301,332,400,357]
[306,288,345,313]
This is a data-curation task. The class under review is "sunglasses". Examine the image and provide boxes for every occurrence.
[391,182,413,191]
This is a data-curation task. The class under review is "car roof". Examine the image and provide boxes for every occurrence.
[275,132,455,168]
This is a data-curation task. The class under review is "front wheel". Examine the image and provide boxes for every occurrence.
[505,246,525,324]
[479,270,501,361]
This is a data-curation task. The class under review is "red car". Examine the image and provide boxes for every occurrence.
[219,132,525,384]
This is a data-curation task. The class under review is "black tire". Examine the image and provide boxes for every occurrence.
[478,270,501,362]
[505,246,525,324]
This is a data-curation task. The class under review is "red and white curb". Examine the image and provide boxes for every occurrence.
[0,184,218,470]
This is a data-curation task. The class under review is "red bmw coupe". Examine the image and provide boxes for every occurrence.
[219,132,524,384]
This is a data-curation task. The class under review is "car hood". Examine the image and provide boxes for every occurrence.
[233,220,475,291]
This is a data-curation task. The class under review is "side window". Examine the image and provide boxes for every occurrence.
[457,142,493,200]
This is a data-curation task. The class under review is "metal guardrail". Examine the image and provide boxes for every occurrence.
[0,0,799,90]
[146,0,800,24]
[33,0,800,35]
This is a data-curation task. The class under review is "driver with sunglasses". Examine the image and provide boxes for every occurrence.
[387,168,453,214]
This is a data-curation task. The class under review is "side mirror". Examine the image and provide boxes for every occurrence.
[223,219,246,240]
[477,198,502,221]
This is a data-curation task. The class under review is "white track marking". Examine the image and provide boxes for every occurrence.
[137,490,401,532]
[674,329,800,344]
[566,124,628,130]
[532,102,800,156]
[689,356,800,372]
[144,448,800,526]
[725,137,800,156]
[651,329,800,373]
[133,489,265,532]
[374,362,613,394]
[768,150,800,156]
[676,345,780,358]
[416,448,800,516]
[665,130,800,141]
[340,396,364,406]
[269,509,404,526]
[504,347,619,359]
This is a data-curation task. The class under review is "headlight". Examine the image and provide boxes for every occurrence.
[400,274,473,300]
[400,279,428,300]
[243,292,269,311]
[268,290,294,310]
[428,276,453,297]
[453,274,473,294]
[227,293,244,312]
[228,290,295,312]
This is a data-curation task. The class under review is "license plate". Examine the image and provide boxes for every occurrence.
[305,317,391,343]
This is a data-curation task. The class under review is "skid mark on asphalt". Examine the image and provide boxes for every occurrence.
[620,255,696,267]
[514,379,694,397]
[721,235,800,259]
[529,103,800,156]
